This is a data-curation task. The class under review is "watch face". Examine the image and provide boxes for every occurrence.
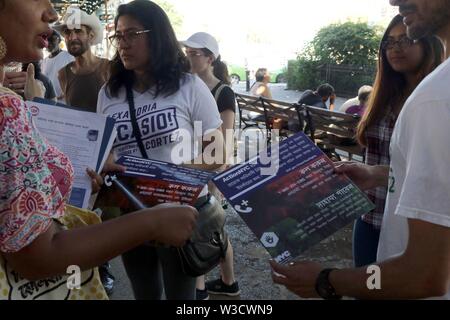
[317,282,331,299]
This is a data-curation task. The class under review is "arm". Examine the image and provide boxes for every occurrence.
[271,218,450,299]
[57,68,66,102]
[3,205,198,281]
[264,86,273,100]
[329,93,336,111]
[220,109,236,163]
[256,84,272,99]
[185,77,226,171]
[331,218,450,299]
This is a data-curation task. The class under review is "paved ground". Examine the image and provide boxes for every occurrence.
[109,83,355,300]
[233,82,348,108]
[110,208,354,300]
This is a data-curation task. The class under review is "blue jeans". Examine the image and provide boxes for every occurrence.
[352,217,381,267]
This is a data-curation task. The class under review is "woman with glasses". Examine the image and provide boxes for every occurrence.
[0,0,197,300]
[97,0,226,300]
[352,15,443,267]
[182,32,240,300]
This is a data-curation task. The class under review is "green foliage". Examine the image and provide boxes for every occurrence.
[288,20,382,93]
[153,0,183,33]
[310,21,382,66]
[287,59,326,91]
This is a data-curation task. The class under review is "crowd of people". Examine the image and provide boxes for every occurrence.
[0,0,449,300]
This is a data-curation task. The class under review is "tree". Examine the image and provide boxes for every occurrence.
[153,0,183,34]
[309,21,382,66]
[288,20,382,93]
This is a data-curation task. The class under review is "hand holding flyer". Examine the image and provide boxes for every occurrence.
[27,99,117,208]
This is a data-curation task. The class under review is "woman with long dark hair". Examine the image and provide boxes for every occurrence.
[97,0,226,300]
[353,14,443,267]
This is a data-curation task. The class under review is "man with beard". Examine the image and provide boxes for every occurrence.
[270,0,450,300]
[55,6,109,112]
[41,30,74,103]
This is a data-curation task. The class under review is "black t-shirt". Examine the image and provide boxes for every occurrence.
[38,74,56,100]
[211,82,236,113]
[298,90,326,109]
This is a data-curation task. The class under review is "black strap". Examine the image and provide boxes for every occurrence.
[126,84,148,159]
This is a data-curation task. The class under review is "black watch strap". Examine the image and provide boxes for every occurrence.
[315,268,342,300]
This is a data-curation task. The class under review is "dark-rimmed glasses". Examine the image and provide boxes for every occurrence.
[108,29,151,48]
[381,37,415,50]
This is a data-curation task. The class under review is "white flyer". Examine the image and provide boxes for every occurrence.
[27,100,116,209]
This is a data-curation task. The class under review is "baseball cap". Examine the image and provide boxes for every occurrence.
[180,32,220,59]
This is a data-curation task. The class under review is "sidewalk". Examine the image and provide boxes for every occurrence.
[232,82,348,109]
[109,206,354,300]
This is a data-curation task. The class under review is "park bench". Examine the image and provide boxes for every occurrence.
[235,93,365,161]
[235,93,302,141]
[302,105,365,161]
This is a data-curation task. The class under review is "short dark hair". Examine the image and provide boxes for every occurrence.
[316,83,334,98]
[255,68,267,82]
[358,88,372,104]
[50,29,61,42]
[107,0,190,98]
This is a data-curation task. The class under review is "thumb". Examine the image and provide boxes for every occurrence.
[26,63,35,82]
[334,161,354,173]
[269,260,290,276]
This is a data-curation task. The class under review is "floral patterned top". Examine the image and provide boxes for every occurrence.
[0,87,74,253]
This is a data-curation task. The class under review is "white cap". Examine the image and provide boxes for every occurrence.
[181,32,220,59]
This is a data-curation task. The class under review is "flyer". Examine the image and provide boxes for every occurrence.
[94,155,216,214]
[213,132,375,264]
[27,99,116,208]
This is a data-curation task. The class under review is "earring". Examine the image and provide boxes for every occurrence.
[0,36,7,61]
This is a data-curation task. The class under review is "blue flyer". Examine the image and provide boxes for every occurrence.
[213,132,374,264]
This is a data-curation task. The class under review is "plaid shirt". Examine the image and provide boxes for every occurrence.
[362,112,398,228]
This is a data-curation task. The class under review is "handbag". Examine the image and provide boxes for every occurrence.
[176,194,228,277]
[125,85,229,277]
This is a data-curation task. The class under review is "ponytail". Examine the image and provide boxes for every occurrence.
[212,55,231,85]
[201,48,231,85]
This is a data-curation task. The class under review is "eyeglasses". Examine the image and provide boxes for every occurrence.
[108,29,151,48]
[381,37,415,50]
[184,50,206,58]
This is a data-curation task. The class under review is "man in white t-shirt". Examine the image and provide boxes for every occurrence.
[270,0,450,299]
[41,30,74,103]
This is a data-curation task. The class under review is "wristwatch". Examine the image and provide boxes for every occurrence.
[315,268,342,300]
